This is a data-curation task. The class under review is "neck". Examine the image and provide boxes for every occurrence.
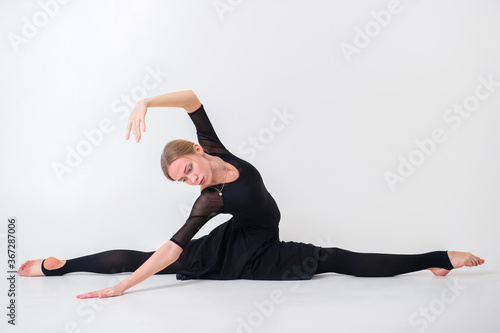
[206,154,227,185]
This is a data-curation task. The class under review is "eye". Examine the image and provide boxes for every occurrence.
[180,164,193,183]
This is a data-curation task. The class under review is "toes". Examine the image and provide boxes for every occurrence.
[19,260,30,269]
[468,255,483,267]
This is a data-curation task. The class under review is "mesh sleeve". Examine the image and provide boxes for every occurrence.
[170,188,224,249]
[189,104,230,156]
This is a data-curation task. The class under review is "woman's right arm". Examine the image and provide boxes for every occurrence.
[126,90,201,142]
[76,240,183,299]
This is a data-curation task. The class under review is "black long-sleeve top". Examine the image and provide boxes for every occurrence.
[169,104,281,250]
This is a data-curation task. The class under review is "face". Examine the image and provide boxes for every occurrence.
[168,145,212,186]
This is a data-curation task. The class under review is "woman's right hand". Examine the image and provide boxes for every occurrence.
[126,99,148,143]
[76,283,125,299]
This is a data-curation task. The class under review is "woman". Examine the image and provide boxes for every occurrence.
[17,90,485,299]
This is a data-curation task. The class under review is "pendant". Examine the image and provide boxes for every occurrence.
[219,192,223,196]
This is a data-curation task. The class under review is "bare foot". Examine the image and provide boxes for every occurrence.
[17,257,66,277]
[428,251,485,276]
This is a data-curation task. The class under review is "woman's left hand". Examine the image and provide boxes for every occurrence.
[76,284,124,299]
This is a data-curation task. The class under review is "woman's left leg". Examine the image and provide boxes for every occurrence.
[245,241,485,280]
[314,247,485,277]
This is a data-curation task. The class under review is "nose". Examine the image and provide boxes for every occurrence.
[188,174,198,185]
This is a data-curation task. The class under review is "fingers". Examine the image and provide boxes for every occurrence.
[134,120,141,142]
[76,292,94,299]
[125,120,132,140]
[76,291,107,299]
[77,289,106,299]
[125,102,147,142]
[126,117,145,143]
[77,287,122,299]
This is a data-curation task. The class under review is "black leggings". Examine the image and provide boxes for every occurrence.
[314,247,453,277]
[41,250,185,276]
[40,247,453,278]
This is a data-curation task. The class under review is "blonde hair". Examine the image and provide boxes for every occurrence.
[161,139,196,181]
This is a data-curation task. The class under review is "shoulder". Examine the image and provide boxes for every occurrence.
[198,186,221,201]
[190,187,223,213]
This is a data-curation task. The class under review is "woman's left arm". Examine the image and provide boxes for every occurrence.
[76,241,183,299]
[126,90,201,142]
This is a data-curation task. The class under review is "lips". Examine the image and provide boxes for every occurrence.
[200,177,205,185]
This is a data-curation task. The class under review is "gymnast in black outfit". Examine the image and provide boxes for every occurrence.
[17,90,485,299]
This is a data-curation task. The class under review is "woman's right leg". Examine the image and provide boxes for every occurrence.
[18,250,185,277]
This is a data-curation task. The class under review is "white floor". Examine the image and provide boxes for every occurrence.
[6,268,499,333]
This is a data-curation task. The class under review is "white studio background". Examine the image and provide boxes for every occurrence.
[1,1,499,272]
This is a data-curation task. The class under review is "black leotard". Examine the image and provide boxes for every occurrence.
[169,104,319,280]
[169,104,281,249]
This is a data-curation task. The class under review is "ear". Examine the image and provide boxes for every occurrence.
[192,143,204,156]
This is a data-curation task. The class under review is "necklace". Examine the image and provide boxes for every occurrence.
[211,159,228,196]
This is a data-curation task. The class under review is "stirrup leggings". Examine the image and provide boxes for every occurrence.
[40,247,453,278]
